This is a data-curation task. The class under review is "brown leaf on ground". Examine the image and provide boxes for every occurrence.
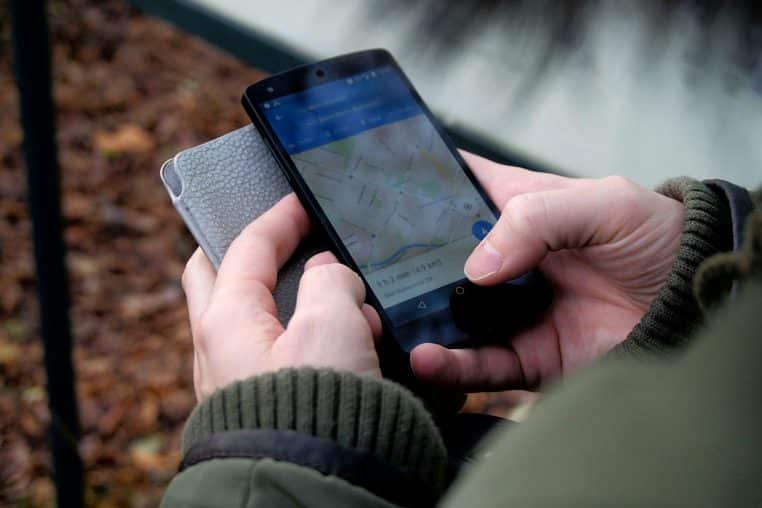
[93,124,156,156]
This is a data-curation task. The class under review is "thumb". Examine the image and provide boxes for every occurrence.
[464,179,631,284]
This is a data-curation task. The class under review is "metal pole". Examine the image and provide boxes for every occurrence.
[8,1,84,507]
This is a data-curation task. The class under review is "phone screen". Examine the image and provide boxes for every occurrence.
[258,66,498,345]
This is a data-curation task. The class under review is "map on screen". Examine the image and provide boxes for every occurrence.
[293,114,494,307]
[263,65,498,314]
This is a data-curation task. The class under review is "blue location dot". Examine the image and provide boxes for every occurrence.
[472,220,493,240]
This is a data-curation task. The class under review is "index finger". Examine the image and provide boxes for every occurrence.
[460,151,574,207]
[215,193,310,296]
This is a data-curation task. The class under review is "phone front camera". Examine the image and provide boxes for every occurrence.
[316,69,325,77]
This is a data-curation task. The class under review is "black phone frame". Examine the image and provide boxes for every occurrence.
[241,49,503,370]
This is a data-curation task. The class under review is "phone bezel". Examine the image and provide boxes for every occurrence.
[242,49,501,353]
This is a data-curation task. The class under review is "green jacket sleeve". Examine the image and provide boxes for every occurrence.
[443,205,762,507]
[614,177,733,355]
[162,457,400,508]
[161,368,448,508]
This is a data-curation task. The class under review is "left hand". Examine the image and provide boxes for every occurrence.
[182,194,382,401]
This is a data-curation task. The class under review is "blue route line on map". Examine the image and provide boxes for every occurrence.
[359,242,445,270]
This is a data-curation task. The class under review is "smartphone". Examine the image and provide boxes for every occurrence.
[243,49,550,353]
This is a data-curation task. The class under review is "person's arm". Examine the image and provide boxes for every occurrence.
[443,208,762,507]
[163,369,445,508]
[411,156,740,392]
[611,177,733,355]
[161,195,447,508]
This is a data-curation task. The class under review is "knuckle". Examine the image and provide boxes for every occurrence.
[195,299,233,339]
[601,174,631,187]
[600,175,643,204]
[601,175,637,193]
[305,252,322,265]
[181,255,197,291]
[193,312,214,353]
[235,223,278,258]
[305,251,332,268]
[283,204,307,236]
[299,263,331,286]
[504,193,543,234]
[505,193,533,217]
[239,229,268,252]
[302,263,362,290]
[215,281,276,316]
[332,262,363,282]
[287,308,325,336]
[190,301,222,340]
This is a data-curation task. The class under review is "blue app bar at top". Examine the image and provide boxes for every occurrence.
[260,66,423,154]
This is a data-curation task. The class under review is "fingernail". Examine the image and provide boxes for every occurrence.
[464,239,503,281]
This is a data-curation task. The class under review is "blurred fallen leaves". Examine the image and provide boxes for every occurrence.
[0,0,263,505]
[93,125,155,156]
[0,342,21,366]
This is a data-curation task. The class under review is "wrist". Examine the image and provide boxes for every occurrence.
[614,178,732,356]
[182,367,448,492]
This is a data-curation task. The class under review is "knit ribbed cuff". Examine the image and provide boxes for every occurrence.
[614,178,731,356]
[182,368,447,490]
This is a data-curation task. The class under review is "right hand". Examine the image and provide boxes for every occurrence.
[411,153,686,392]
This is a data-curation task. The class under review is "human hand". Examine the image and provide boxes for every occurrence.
[182,194,382,401]
[411,153,685,391]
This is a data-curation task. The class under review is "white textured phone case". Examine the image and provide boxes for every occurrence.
[160,125,323,322]
[160,125,476,404]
